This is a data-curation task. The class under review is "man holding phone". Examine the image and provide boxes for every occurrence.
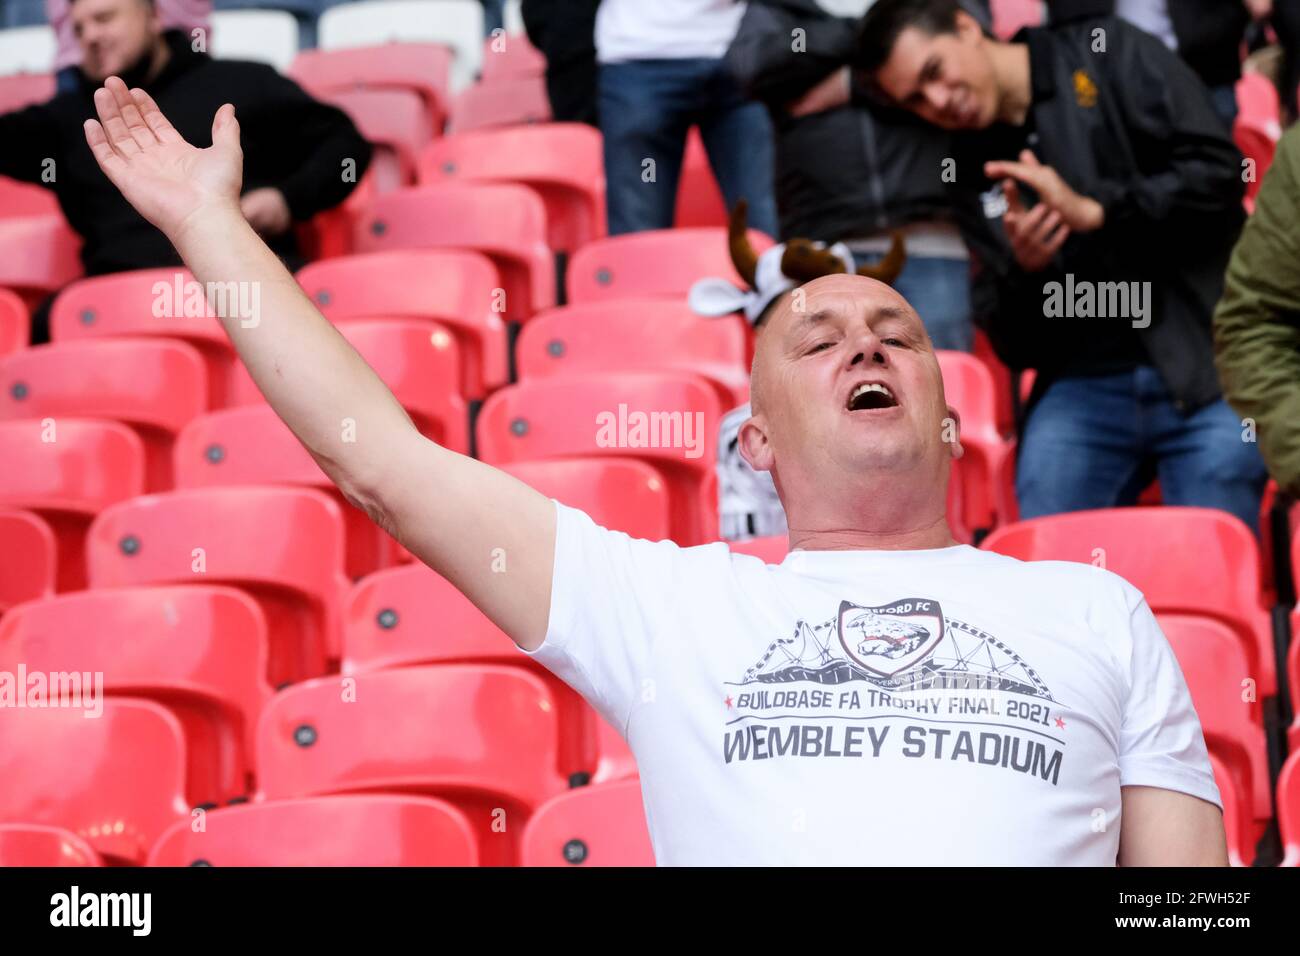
[853,0,1266,532]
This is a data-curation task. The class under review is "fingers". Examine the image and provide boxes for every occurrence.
[82,118,128,179]
[1026,205,1060,245]
[211,103,242,153]
[129,86,183,144]
[1019,149,1041,167]
[1041,220,1071,257]
[104,75,157,151]
[1002,178,1024,216]
[92,85,140,158]
[984,160,1026,181]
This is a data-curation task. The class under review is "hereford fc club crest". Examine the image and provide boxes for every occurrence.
[837,598,944,678]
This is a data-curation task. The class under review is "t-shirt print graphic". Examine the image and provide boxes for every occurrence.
[723,598,1069,786]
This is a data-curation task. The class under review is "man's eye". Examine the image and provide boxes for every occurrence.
[806,341,833,355]
[882,337,906,347]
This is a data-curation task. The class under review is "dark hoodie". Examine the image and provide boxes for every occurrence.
[0,30,372,275]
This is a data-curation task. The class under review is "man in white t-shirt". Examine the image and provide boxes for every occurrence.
[81,82,1227,864]
[595,0,779,235]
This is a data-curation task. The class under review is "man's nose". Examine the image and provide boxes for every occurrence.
[847,331,888,369]
[925,84,949,114]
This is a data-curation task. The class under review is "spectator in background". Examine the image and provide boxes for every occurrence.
[1214,125,1300,499]
[47,0,209,94]
[728,0,977,351]
[1,0,371,342]
[520,0,599,126]
[854,0,1267,532]
[596,0,779,236]
[1047,0,1271,126]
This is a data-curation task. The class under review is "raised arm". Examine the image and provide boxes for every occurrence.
[84,77,556,650]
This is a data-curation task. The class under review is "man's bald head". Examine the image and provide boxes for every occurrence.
[738,273,960,528]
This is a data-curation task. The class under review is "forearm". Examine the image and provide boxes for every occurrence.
[173,204,416,499]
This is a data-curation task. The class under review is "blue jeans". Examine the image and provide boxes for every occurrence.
[854,252,973,352]
[1016,366,1268,533]
[598,58,778,236]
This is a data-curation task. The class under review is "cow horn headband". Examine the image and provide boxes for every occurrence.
[688,200,907,327]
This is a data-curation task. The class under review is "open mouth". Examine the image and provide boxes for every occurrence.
[846,381,899,412]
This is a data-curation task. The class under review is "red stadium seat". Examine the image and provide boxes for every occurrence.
[418,123,604,252]
[0,214,82,307]
[0,824,104,867]
[479,32,546,83]
[147,795,478,866]
[296,249,508,399]
[334,320,469,451]
[1234,73,1283,209]
[516,300,750,407]
[0,287,28,357]
[0,419,145,591]
[0,178,60,219]
[173,396,459,578]
[354,183,555,321]
[0,72,55,113]
[982,508,1277,696]
[0,339,208,491]
[477,372,723,544]
[48,268,252,408]
[188,318,473,453]
[674,127,728,228]
[990,0,1043,39]
[342,562,597,777]
[288,42,454,132]
[501,458,673,542]
[1159,614,1271,823]
[318,87,433,192]
[936,350,1013,537]
[255,665,568,865]
[86,487,349,687]
[1281,750,1300,867]
[0,699,189,865]
[1208,751,1253,867]
[447,75,552,132]
[0,586,273,805]
[521,779,653,866]
[728,535,789,564]
[566,227,775,304]
[0,508,56,615]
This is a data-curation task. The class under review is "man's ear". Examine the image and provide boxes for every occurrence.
[954,9,983,44]
[738,413,775,474]
[944,405,964,461]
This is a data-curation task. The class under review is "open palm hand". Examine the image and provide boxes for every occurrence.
[83,76,244,240]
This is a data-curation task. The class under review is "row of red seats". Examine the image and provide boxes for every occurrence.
[0,774,652,867]
[0,495,1293,862]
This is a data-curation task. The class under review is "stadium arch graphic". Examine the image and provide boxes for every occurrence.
[732,597,1055,702]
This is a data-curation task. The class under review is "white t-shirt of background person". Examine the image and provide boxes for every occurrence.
[595,0,747,64]
[523,503,1222,866]
[1114,0,1178,50]
[718,403,788,541]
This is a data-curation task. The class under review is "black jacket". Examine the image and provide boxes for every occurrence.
[952,17,1244,413]
[0,31,372,275]
[727,0,958,241]
[1048,0,1250,88]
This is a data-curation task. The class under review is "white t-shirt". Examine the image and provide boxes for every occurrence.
[1114,0,1179,51]
[523,503,1221,866]
[595,0,747,64]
